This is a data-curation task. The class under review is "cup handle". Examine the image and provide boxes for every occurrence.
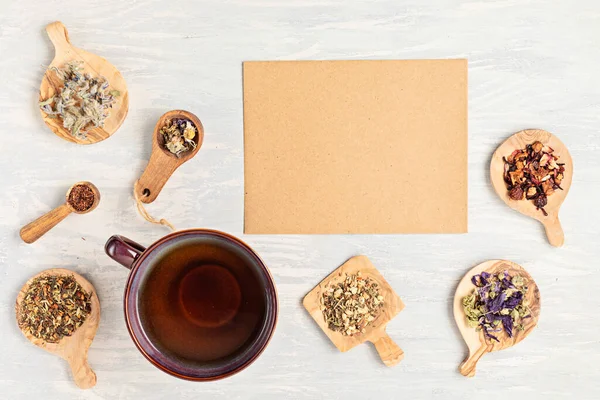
[105,235,146,269]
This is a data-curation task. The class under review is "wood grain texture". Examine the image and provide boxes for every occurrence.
[1,0,600,399]
[453,260,541,377]
[19,182,100,243]
[135,110,204,203]
[490,129,573,247]
[303,255,405,366]
[15,268,100,389]
[40,22,129,145]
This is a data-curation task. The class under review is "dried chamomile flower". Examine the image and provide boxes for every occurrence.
[320,272,384,336]
[160,118,197,157]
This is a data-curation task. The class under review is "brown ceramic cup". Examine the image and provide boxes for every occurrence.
[104,229,278,381]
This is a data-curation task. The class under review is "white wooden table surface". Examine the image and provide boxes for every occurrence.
[1,0,599,399]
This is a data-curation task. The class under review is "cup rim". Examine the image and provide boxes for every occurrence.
[123,228,278,381]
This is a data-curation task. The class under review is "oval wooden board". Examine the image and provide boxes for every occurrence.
[303,255,405,367]
[40,21,129,145]
[490,129,573,247]
[15,268,101,388]
[453,260,541,377]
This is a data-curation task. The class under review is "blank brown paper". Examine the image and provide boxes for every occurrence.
[243,60,467,234]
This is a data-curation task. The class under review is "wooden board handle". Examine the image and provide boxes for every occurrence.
[372,332,404,367]
[67,354,97,389]
[542,214,564,247]
[135,150,179,203]
[46,21,71,51]
[459,343,489,377]
[20,204,71,244]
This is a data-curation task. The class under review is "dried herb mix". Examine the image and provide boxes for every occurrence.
[18,275,92,343]
[68,184,95,212]
[320,272,384,336]
[160,118,197,157]
[462,271,530,342]
[39,61,119,140]
[503,141,565,216]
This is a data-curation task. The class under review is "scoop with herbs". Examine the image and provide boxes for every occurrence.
[453,260,541,377]
[134,110,204,205]
[15,269,101,389]
[19,182,100,244]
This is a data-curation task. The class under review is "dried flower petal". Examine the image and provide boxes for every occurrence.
[321,272,384,337]
[502,140,565,215]
[160,118,197,157]
[462,271,530,342]
[39,62,119,140]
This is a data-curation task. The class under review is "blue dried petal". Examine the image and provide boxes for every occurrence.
[501,315,513,337]
[503,291,523,309]
[483,328,500,342]
[472,272,490,287]
[486,292,506,313]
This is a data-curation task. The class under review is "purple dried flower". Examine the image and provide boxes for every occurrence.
[462,271,530,342]
[503,291,523,309]
[487,292,506,313]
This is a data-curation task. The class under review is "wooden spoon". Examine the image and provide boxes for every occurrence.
[454,260,541,377]
[490,129,573,247]
[20,182,100,244]
[15,268,100,389]
[40,21,129,145]
[135,110,204,203]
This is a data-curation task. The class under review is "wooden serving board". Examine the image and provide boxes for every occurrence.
[490,129,573,247]
[453,260,541,377]
[15,268,100,388]
[303,255,405,367]
[40,21,129,145]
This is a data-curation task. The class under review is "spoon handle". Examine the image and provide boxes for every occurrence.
[66,353,97,389]
[459,342,490,377]
[46,21,71,52]
[20,203,72,244]
[371,331,404,367]
[135,149,179,203]
[542,214,564,247]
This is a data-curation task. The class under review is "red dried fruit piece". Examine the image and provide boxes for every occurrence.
[509,186,524,200]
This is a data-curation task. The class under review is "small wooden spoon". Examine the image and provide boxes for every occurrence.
[490,129,573,247]
[20,182,100,244]
[135,110,204,203]
[454,260,541,377]
[40,21,129,145]
[15,268,100,389]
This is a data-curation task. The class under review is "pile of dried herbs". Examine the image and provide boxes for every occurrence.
[503,141,565,216]
[18,275,92,343]
[39,61,119,140]
[160,118,197,157]
[320,272,384,336]
[462,271,530,342]
[68,184,95,212]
